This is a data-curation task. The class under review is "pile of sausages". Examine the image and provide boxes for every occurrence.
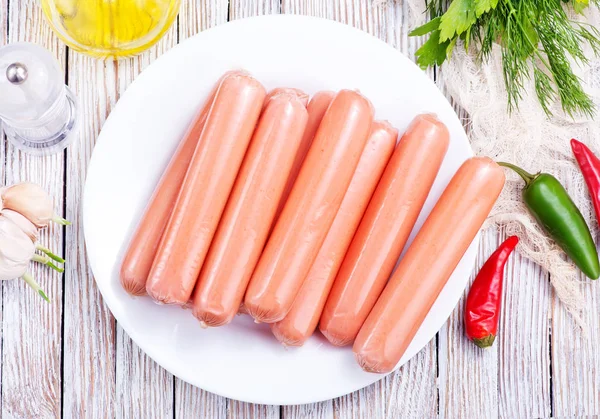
[120,71,505,374]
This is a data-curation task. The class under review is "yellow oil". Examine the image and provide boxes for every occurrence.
[41,0,180,58]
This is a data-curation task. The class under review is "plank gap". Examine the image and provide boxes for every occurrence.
[59,147,67,419]
[5,0,8,39]
[59,44,71,419]
[548,296,554,418]
[172,375,176,419]
[435,332,440,417]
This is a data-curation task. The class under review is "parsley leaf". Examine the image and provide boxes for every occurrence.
[409,17,442,37]
[475,0,500,17]
[439,0,478,42]
[415,30,451,69]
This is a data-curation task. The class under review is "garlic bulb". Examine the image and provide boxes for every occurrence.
[0,216,35,281]
[0,182,67,301]
[1,209,38,242]
[0,182,68,228]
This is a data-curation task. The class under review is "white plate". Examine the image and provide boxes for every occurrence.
[83,15,475,405]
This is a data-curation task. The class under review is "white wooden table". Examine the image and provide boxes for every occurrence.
[1,1,598,418]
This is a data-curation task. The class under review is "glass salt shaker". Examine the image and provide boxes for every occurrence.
[0,43,78,156]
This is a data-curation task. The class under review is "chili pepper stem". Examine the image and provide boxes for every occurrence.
[31,253,65,273]
[35,244,66,264]
[22,272,50,303]
[497,162,537,186]
[472,335,496,349]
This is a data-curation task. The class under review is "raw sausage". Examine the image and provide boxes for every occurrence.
[244,90,374,323]
[146,72,266,305]
[354,157,505,373]
[119,75,226,296]
[191,89,309,326]
[274,91,336,220]
[146,72,266,304]
[320,114,449,346]
[271,121,396,346]
[265,87,309,107]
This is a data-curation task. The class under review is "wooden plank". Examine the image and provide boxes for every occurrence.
[551,171,600,416]
[278,2,336,415]
[282,403,333,419]
[222,3,285,418]
[227,401,280,419]
[179,0,229,40]
[217,0,274,407]
[114,15,179,419]
[277,1,439,417]
[552,280,600,416]
[438,230,551,418]
[63,56,117,419]
[175,379,227,419]
[0,4,6,414]
[436,69,551,419]
[497,240,551,418]
[437,232,500,419]
[116,331,174,419]
[1,1,65,418]
[229,0,281,20]
[280,0,333,15]
[0,4,6,412]
[174,1,231,417]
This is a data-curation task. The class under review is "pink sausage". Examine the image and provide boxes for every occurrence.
[271,121,396,346]
[146,72,266,305]
[244,90,374,323]
[320,114,449,346]
[191,90,308,326]
[354,157,505,373]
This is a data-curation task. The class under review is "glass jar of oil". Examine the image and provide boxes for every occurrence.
[41,0,180,58]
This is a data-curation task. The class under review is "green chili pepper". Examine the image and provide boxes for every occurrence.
[499,162,600,280]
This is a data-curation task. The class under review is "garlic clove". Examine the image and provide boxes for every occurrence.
[0,182,55,228]
[0,216,36,281]
[1,209,38,242]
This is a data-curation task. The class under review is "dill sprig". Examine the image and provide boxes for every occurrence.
[411,0,600,118]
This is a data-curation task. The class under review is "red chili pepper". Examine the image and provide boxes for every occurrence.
[465,235,519,348]
[571,138,600,223]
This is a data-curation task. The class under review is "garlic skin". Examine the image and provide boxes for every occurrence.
[1,209,38,242]
[0,216,35,281]
[0,182,55,228]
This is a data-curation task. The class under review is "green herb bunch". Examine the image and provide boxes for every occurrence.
[411,0,600,118]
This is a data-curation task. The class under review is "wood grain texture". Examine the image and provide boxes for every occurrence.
[227,400,280,419]
[229,0,281,20]
[174,1,232,417]
[551,172,600,417]
[0,5,6,415]
[497,236,551,418]
[2,2,65,418]
[552,279,600,417]
[223,3,280,418]
[3,0,599,417]
[0,13,8,411]
[282,403,333,419]
[277,1,439,417]
[175,379,227,419]
[179,0,229,41]
[0,20,4,375]
[437,232,500,419]
[63,54,117,419]
[435,81,552,418]
[114,16,178,419]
